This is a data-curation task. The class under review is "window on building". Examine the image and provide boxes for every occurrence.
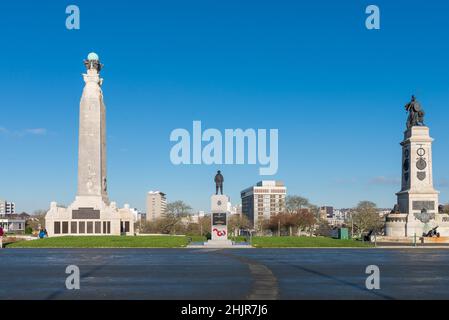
[54,222,61,234]
[87,222,93,234]
[62,222,69,234]
[95,222,101,234]
[79,221,85,233]
[71,221,77,234]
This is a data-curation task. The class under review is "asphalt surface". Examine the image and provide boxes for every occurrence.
[1,248,449,300]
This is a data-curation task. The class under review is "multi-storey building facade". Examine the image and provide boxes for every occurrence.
[241,181,286,229]
[146,191,167,221]
[0,200,15,215]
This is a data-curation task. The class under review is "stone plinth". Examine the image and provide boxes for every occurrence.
[396,126,439,216]
[386,213,449,238]
[386,125,448,237]
[204,194,233,247]
[45,200,135,237]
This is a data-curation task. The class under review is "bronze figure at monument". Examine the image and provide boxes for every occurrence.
[214,170,224,195]
[405,95,425,129]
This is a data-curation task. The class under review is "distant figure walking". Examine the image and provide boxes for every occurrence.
[0,226,4,249]
[39,229,46,239]
[214,170,224,195]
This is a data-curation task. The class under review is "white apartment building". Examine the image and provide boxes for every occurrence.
[241,181,287,229]
[146,191,167,221]
[0,200,15,215]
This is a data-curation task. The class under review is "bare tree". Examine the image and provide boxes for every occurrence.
[198,215,211,237]
[443,204,449,214]
[157,200,192,234]
[166,201,192,217]
[351,201,383,238]
[228,215,250,237]
[315,220,332,237]
[286,196,310,213]
[28,209,47,230]
[291,209,316,236]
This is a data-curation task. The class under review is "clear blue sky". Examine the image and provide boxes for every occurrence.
[1,0,448,213]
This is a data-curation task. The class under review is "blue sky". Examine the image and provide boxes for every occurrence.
[1,0,448,213]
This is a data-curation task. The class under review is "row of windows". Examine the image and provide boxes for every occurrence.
[0,222,23,230]
[54,221,112,234]
[254,189,286,194]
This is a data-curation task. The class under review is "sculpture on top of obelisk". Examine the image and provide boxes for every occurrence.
[76,52,109,205]
[405,95,425,129]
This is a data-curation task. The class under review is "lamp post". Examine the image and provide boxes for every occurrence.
[278,219,281,237]
[349,211,354,239]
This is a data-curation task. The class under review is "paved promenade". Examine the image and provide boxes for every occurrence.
[1,248,449,300]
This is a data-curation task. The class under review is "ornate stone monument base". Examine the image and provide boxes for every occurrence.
[45,197,135,237]
[386,213,449,238]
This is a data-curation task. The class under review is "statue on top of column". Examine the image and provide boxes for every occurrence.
[405,95,425,129]
[214,170,224,195]
[83,52,103,72]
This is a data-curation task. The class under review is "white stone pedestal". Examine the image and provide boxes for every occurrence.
[386,126,448,237]
[204,195,234,247]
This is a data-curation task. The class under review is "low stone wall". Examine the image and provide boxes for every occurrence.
[376,236,413,243]
[376,235,449,244]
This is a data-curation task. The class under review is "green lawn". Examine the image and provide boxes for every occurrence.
[251,236,373,248]
[6,235,372,248]
[7,235,206,248]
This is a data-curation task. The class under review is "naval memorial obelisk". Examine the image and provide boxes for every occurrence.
[45,53,135,236]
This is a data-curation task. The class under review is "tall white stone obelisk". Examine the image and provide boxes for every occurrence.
[73,52,109,208]
[45,53,135,237]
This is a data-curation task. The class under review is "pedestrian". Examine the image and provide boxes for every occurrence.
[38,229,45,239]
[0,226,4,249]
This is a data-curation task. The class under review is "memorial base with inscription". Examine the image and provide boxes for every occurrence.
[204,195,234,247]
[385,213,449,238]
[45,196,135,237]
[187,194,251,248]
